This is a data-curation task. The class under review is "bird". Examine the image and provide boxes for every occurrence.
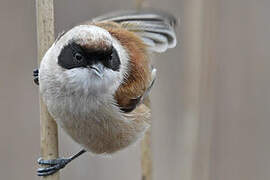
[33,9,177,176]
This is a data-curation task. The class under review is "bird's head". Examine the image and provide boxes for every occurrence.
[41,25,129,96]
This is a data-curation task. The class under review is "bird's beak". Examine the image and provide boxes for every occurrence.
[87,63,104,78]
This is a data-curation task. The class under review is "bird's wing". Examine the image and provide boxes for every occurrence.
[119,68,156,113]
[92,10,177,53]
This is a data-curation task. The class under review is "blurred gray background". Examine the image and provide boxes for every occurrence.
[1,0,270,180]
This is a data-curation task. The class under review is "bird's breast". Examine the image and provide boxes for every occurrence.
[45,92,149,154]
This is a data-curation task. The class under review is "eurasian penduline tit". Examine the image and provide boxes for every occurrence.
[33,9,177,176]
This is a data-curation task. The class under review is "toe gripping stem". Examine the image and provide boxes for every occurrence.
[33,68,39,85]
[37,149,86,176]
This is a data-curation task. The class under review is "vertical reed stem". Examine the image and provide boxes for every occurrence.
[141,127,153,180]
[36,0,59,180]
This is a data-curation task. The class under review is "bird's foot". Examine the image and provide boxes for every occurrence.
[33,68,39,85]
[36,149,86,176]
[37,157,71,176]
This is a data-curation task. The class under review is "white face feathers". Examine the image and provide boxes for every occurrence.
[40,25,128,97]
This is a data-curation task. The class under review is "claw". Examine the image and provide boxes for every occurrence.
[36,149,86,176]
[33,68,39,74]
[37,165,60,173]
[33,68,39,85]
[37,158,70,176]
[37,166,60,176]
[37,170,57,176]
[38,158,57,165]
[34,77,39,85]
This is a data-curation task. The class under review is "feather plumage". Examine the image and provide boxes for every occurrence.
[92,10,177,52]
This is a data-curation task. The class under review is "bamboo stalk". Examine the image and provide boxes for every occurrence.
[36,0,59,180]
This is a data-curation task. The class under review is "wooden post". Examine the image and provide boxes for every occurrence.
[36,0,59,180]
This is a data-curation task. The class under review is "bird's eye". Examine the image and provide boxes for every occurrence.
[73,52,83,63]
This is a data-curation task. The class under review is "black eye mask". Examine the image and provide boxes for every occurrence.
[58,42,121,71]
[102,47,121,71]
[58,42,87,69]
